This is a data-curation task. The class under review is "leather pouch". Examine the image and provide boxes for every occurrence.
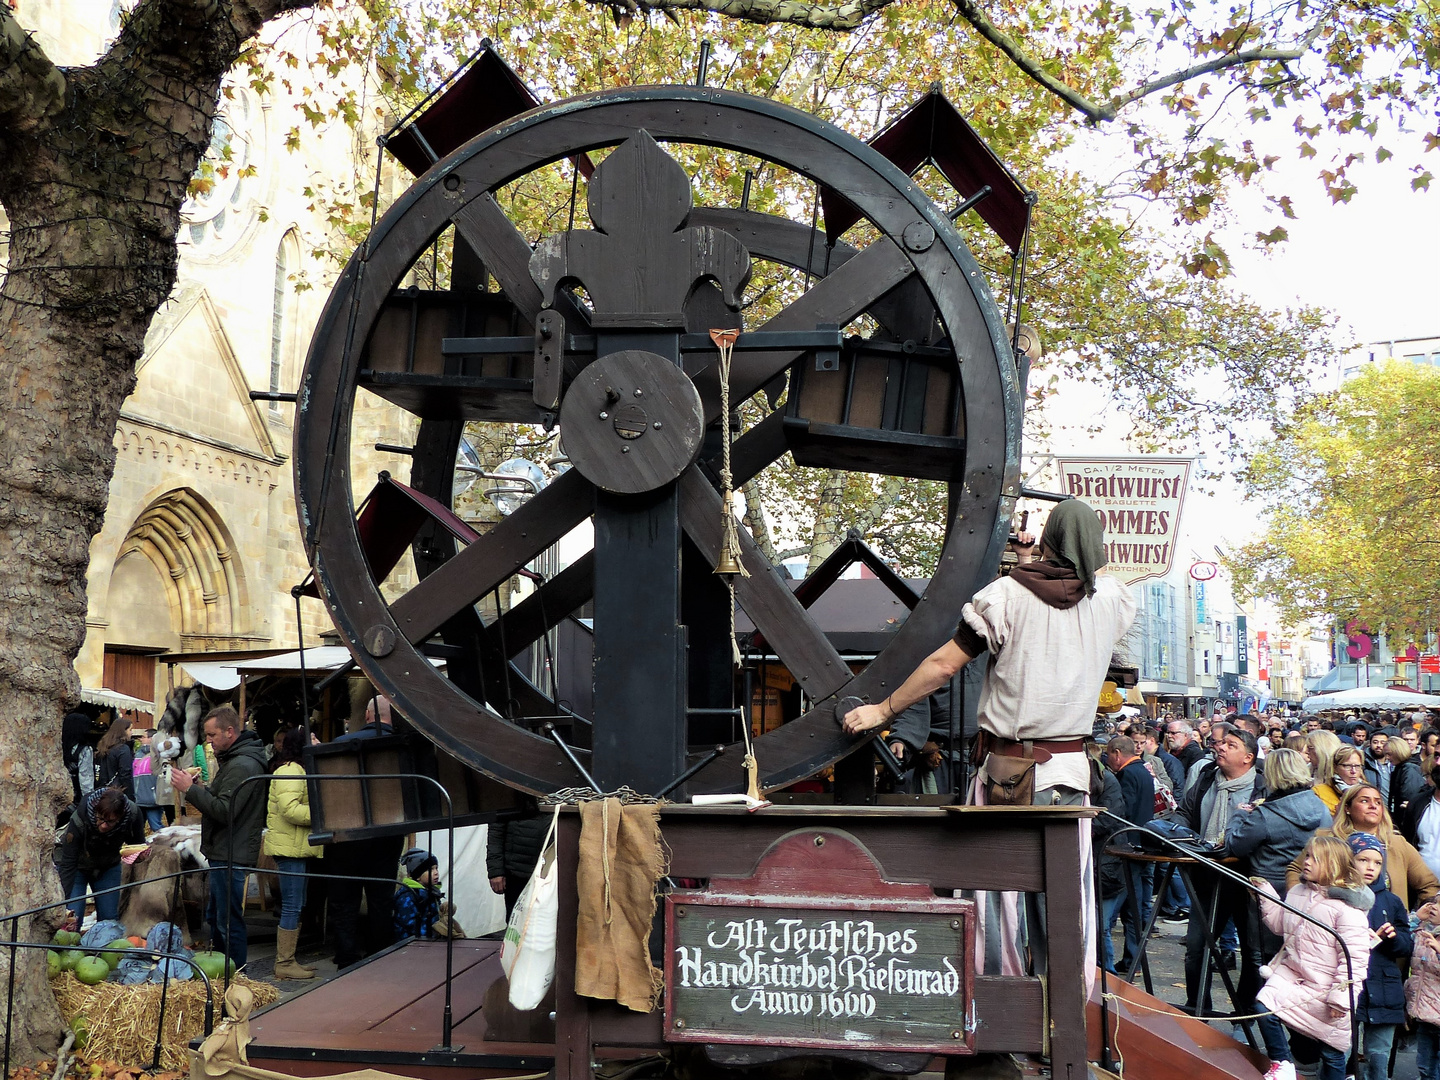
[983,752,1036,806]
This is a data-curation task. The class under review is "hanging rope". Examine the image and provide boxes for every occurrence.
[709,327,759,803]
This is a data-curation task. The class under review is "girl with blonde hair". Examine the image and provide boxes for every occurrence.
[1304,730,1340,788]
[1287,783,1440,909]
[1251,835,1373,1080]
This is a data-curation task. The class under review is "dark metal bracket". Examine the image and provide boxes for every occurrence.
[1020,485,1073,503]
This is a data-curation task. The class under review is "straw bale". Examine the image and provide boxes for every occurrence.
[51,973,280,1071]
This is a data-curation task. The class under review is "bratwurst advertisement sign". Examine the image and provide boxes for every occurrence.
[1053,456,1192,585]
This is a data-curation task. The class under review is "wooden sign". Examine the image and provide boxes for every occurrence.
[1053,455,1192,585]
[663,829,975,1054]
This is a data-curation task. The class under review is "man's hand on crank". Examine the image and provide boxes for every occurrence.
[842,703,891,735]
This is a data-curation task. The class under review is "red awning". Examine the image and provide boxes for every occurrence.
[297,476,479,598]
[820,89,1031,254]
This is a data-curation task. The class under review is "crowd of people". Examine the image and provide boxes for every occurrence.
[54,698,458,981]
[1096,706,1440,1080]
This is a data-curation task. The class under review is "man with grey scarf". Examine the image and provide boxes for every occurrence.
[1178,727,1268,1017]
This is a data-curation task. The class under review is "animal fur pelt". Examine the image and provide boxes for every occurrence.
[151,824,208,870]
[184,688,205,751]
[151,735,182,804]
[121,843,185,941]
[158,687,186,738]
[158,685,212,753]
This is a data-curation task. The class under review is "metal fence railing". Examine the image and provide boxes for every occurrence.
[2,772,463,1077]
[1098,814,1362,1071]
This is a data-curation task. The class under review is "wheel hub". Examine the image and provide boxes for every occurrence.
[559,350,705,495]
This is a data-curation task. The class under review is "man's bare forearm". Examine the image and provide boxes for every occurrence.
[887,640,973,716]
[842,640,974,735]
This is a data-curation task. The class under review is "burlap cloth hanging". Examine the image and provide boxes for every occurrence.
[575,798,666,1012]
[195,984,256,1075]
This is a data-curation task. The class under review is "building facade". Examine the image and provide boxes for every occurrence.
[8,2,416,707]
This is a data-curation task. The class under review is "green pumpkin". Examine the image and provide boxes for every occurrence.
[73,956,109,986]
[191,951,235,979]
[100,939,133,970]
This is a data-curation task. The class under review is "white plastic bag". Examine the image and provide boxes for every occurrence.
[500,805,561,1010]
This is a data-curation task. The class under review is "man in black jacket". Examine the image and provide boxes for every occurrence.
[487,814,552,920]
[171,705,269,966]
[1165,720,1205,778]
[1103,737,1154,972]
[1178,727,1267,1017]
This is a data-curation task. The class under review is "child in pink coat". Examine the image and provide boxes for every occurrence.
[1408,914,1440,1080]
[1249,835,1374,1080]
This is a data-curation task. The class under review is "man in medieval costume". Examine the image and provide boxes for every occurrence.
[843,499,1136,984]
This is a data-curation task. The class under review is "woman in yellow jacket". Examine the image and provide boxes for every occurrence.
[264,728,321,979]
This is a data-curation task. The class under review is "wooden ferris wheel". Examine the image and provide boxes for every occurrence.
[292,50,1029,801]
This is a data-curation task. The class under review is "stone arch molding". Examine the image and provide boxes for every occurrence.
[117,489,250,643]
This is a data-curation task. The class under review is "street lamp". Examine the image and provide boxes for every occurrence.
[454,456,546,516]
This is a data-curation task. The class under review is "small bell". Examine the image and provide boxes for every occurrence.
[715,545,743,576]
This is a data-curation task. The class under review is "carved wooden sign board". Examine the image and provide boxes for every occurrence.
[663,829,976,1054]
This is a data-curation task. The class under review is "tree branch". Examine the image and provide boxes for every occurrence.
[588,0,1329,124]
[945,0,1116,120]
[1106,21,1327,113]
[591,0,890,33]
[0,10,65,136]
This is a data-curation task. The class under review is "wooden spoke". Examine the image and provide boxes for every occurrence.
[493,551,595,659]
[389,467,595,645]
[451,195,547,321]
[677,470,850,702]
[690,238,915,422]
[452,195,594,334]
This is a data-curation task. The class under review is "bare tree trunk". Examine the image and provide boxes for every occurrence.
[0,0,309,1057]
[740,479,776,564]
[806,469,849,572]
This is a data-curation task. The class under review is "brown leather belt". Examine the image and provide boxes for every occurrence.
[982,734,1089,763]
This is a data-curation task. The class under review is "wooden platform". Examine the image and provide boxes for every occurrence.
[244,939,558,1079]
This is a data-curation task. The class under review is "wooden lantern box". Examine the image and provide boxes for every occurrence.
[783,337,964,481]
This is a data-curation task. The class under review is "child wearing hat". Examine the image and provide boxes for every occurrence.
[1349,832,1413,1080]
[393,848,444,941]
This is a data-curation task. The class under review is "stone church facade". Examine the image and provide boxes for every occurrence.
[12,1,417,705]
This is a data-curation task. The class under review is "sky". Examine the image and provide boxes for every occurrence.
[1223,136,1440,348]
[1030,106,1440,572]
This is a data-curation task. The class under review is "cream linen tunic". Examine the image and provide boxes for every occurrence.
[960,574,1138,794]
